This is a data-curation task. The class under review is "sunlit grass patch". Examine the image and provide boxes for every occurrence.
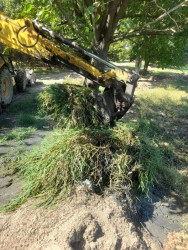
[0,127,35,142]
[135,83,188,194]
[62,75,84,86]
[152,66,188,74]
[137,87,188,120]
[115,61,188,74]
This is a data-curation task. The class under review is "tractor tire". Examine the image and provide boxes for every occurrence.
[15,70,26,92]
[0,67,13,105]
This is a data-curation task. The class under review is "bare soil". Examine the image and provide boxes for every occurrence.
[0,71,187,249]
[0,186,160,250]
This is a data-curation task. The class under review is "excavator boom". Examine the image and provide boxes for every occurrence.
[0,12,139,123]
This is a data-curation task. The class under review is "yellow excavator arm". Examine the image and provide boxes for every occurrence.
[0,12,139,122]
[0,12,103,80]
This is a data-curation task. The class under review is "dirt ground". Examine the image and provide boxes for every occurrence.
[0,70,187,249]
[1,185,187,250]
[0,186,161,250]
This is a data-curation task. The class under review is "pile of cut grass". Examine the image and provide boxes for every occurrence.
[38,84,103,128]
[3,119,184,211]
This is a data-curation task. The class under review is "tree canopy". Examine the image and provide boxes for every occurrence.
[1,0,188,70]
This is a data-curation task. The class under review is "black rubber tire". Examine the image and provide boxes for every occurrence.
[15,70,26,92]
[26,79,31,87]
[0,67,13,105]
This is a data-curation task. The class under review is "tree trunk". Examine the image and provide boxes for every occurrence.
[91,39,110,70]
[84,0,129,86]
[143,60,149,75]
[135,58,142,73]
[83,39,110,88]
[91,0,129,70]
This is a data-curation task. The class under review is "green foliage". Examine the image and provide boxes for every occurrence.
[2,0,187,69]
[0,0,23,16]
[108,41,130,62]
[130,35,188,70]
[38,84,103,128]
[116,1,188,70]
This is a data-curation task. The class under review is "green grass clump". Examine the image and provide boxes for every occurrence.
[3,127,130,210]
[18,114,36,126]
[0,127,35,142]
[38,84,103,128]
[131,119,184,193]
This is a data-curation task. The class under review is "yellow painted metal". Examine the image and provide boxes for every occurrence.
[103,69,128,83]
[0,55,5,69]
[0,13,101,79]
[0,62,4,69]
[3,75,11,99]
[0,12,129,86]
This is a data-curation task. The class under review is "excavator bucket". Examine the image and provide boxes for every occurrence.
[97,72,139,124]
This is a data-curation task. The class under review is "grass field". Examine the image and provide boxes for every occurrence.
[115,61,188,74]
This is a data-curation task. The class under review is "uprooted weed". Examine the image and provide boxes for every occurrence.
[38,84,103,128]
[2,119,184,211]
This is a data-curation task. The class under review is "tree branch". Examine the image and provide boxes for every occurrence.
[83,0,93,8]
[53,0,89,42]
[152,0,180,31]
[141,0,187,29]
[113,0,129,30]
[122,13,160,19]
[113,29,184,41]
[113,0,188,42]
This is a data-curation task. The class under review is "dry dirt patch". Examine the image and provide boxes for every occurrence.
[0,186,159,250]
